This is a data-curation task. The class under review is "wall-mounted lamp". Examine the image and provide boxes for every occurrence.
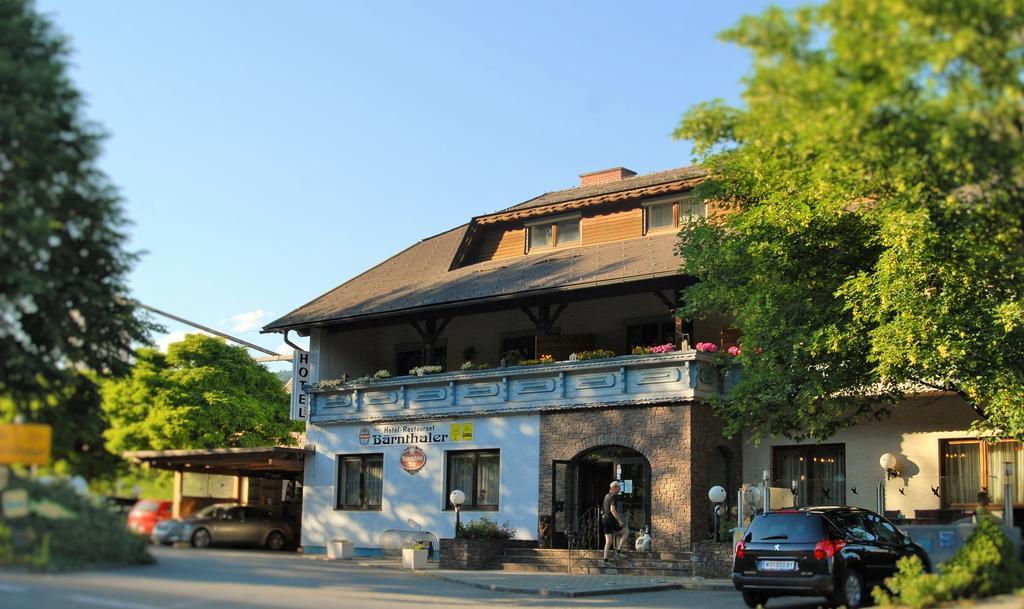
[879,453,900,480]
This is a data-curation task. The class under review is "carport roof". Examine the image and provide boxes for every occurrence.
[126,446,312,480]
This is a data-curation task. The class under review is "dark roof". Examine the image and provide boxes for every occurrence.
[265,229,682,331]
[264,166,700,332]
[494,166,706,214]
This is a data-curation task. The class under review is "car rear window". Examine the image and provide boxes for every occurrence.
[132,500,161,513]
[745,513,825,542]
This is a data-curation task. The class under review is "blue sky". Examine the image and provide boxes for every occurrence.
[37,0,790,368]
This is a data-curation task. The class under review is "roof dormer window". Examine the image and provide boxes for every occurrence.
[643,195,705,234]
[525,214,581,252]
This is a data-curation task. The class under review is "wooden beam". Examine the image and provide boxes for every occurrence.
[409,321,428,341]
[653,290,675,309]
[520,307,541,328]
[549,303,569,328]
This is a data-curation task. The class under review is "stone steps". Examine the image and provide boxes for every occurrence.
[494,548,693,577]
[502,548,693,561]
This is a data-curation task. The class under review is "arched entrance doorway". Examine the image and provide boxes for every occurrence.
[551,446,650,548]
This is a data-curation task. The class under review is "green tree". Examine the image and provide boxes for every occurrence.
[675,0,1023,441]
[0,373,122,479]
[100,334,298,453]
[0,0,156,403]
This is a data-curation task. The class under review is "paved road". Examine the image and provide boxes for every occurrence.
[0,546,834,609]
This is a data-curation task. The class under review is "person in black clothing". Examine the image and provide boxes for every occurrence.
[601,480,628,565]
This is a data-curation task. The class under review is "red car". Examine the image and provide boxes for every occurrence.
[127,499,173,536]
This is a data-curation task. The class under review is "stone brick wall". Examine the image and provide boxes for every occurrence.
[439,539,536,570]
[539,405,692,549]
[538,403,742,552]
[690,541,735,578]
[689,402,743,542]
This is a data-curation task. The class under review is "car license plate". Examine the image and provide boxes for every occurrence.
[758,559,796,571]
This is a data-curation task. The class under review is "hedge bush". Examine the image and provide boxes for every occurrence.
[457,516,517,540]
[873,511,1024,608]
[0,473,152,570]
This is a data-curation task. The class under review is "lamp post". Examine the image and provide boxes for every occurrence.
[762,469,771,513]
[709,486,727,542]
[449,490,465,537]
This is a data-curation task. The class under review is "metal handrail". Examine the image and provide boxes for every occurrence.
[567,506,602,572]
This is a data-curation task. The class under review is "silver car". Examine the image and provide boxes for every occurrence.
[152,503,296,551]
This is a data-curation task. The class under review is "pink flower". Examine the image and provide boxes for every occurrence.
[650,343,676,354]
[727,346,741,356]
[695,342,719,353]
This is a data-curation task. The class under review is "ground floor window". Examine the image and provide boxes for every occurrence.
[445,449,499,510]
[336,453,383,510]
[772,443,846,506]
[941,439,1024,507]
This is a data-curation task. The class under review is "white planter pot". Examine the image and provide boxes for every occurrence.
[402,548,427,570]
[327,539,353,560]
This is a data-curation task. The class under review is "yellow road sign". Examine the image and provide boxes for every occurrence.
[0,423,52,465]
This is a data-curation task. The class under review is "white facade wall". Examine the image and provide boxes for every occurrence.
[314,293,731,380]
[300,413,540,551]
[742,395,980,516]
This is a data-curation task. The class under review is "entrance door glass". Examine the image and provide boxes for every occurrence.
[552,446,650,546]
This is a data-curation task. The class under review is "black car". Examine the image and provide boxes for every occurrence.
[732,506,930,608]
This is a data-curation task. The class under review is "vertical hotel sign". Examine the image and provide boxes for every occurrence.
[290,350,312,420]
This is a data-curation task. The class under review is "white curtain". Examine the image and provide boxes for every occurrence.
[341,456,362,506]
[988,442,1024,505]
[943,443,982,505]
[476,452,500,507]
[364,455,383,507]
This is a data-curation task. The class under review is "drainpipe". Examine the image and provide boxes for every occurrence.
[283,329,305,353]
[1005,462,1015,529]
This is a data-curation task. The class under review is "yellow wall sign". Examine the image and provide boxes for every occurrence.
[0,424,52,465]
[450,422,474,443]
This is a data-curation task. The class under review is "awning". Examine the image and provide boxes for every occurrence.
[125,446,312,480]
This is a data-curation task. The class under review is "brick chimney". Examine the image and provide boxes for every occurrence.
[579,167,637,187]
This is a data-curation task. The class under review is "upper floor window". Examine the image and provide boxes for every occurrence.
[643,197,705,234]
[526,215,580,252]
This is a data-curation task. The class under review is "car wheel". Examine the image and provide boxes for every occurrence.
[265,531,285,551]
[742,590,768,608]
[834,570,865,609]
[191,528,211,549]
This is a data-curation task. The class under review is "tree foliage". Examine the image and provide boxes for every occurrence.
[0,0,156,402]
[675,0,1024,441]
[100,334,297,453]
[0,373,121,479]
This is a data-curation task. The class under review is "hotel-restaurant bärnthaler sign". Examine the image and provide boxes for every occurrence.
[358,422,475,446]
[0,423,52,465]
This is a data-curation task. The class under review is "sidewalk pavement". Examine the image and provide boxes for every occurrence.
[350,558,734,598]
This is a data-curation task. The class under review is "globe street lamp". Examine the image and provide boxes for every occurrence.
[709,486,727,542]
[449,490,466,537]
